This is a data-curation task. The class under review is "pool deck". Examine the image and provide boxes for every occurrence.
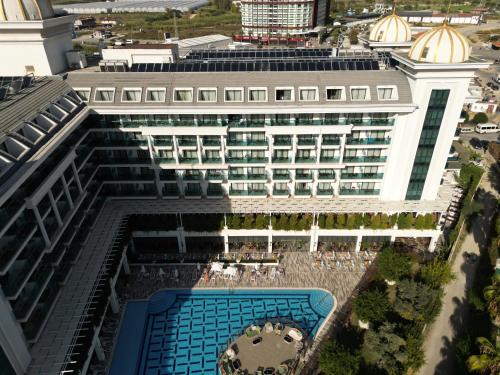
[228,326,300,373]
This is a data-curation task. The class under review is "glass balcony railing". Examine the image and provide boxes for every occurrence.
[295,173,312,180]
[272,172,290,180]
[171,120,197,127]
[273,188,289,195]
[297,138,316,146]
[341,173,384,180]
[202,157,222,164]
[272,157,291,163]
[198,120,223,127]
[339,188,380,195]
[185,186,202,196]
[295,188,311,196]
[273,138,292,146]
[270,119,294,126]
[295,119,325,126]
[295,157,316,163]
[155,157,176,164]
[179,157,199,164]
[349,118,395,126]
[317,188,334,195]
[229,189,267,196]
[227,157,267,164]
[203,139,221,146]
[207,186,224,196]
[346,138,391,145]
[178,139,197,147]
[163,185,180,197]
[13,266,53,320]
[322,138,340,145]
[229,173,266,180]
[320,156,339,163]
[318,172,335,180]
[227,120,265,128]
[183,173,201,181]
[153,139,173,146]
[206,172,224,180]
[343,156,387,163]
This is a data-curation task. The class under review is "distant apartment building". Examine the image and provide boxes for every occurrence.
[240,0,330,36]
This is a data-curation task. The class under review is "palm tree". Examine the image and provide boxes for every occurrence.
[483,274,500,325]
[467,337,500,374]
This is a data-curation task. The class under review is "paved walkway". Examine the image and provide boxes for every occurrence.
[419,155,499,375]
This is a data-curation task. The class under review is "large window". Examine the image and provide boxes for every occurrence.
[224,88,243,102]
[121,88,142,102]
[326,87,344,101]
[299,87,318,101]
[94,88,115,102]
[275,88,294,101]
[248,88,267,102]
[350,87,368,101]
[74,88,91,102]
[198,88,217,102]
[377,86,397,100]
[145,88,166,102]
[173,88,193,102]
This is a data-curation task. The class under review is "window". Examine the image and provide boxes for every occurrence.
[145,88,166,102]
[377,86,397,100]
[121,88,142,102]
[275,88,294,101]
[248,88,267,102]
[173,88,193,102]
[94,88,115,102]
[198,88,217,102]
[74,88,91,102]
[350,87,369,101]
[421,47,430,59]
[326,87,344,101]
[224,88,243,102]
[299,87,318,101]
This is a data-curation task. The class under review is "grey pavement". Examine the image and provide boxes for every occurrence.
[419,154,499,375]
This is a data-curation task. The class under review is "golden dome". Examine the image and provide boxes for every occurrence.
[408,23,470,63]
[0,0,54,21]
[369,13,411,43]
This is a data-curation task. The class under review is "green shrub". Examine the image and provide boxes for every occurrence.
[319,341,361,375]
[271,215,277,229]
[318,214,326,229]
[420,258,455,288]
[394,279,441,322]
[424,213,436,229]
[288,214,299,230]
[255,214,266,229]
[390,213,398,228]
[363,213,372,228]
[355,213,364,228]
[471,112,488,124]
[398,213,415,229]
[278,215,288,230]
[346,214,356,229]
[371,214,382,229]
[414,215,425,230]
[336,214,346,229]
[229,215,240,229]
[243,214,254,229]
[299,214,313,230]
[380,214,390,229]
[326,214,335,229]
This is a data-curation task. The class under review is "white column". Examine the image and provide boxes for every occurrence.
[268,226,273,253]
[48,190,63,226]
[355,235,362,253]
[390,235,396,244]
[309,225,318,252]
[93,335,105,362]
[122,255,130,275]
[109,285,119,314]
[33,205,50,247]
[177,227,186,253]
[223,227,229,253]
[428,234,439,252]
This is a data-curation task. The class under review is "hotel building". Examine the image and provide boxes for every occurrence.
[0,3,490,374]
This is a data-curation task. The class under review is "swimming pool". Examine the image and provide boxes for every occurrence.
[110,289,335,375]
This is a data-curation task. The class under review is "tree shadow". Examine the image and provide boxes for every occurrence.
[486,161,500,194]
[467,189,498,253]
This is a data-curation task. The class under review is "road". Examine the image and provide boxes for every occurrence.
[419,154,499,375]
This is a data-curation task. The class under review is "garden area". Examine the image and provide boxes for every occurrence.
[319,247,455,375]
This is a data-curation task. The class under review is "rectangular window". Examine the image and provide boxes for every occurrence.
[75,88,90,102]
[145,88,166,102]
[275,88,294,101]
[326,87,344,101]
[94,88,115,102]
[121,88,142,103]
[377,87,397,100]
[299,87,318,101]
[173,88,193,102]
[350,88,368,101]
[224,88,243,102]
[248,88,267,102]
[198,88,217,102]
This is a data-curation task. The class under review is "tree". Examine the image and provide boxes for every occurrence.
[483,274,500,324]
[288,214,298,230]
[371,214,382,229]
[346,214,356,229]
[397,213,414,229]
[424,213,435,229]
[326,214,335,229]
[471,112,488,124]
[349,28,359,45]
[394,279,441,323]
[271,215,277,229]
[278,215,288,230]
[243,214,254,229]
[362,322,408,374]
[390,213,398,228]
[352,289,390,323]
[229,215,240,229]
[420,258,455,289]
[355,213,364,229]
[319,341,361,375]
[467,337,500,374]
[336,214,346,229]
[363,213,372,228]
[414,215,425,230]
[318,214,326,229]
[376,248,412,282]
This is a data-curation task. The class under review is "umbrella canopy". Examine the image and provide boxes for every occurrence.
[211,262,224,273]
[140,265,146,273]
[224,266,238,277]
[158,268,165,276]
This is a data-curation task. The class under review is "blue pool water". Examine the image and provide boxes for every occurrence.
[110,289,334,375]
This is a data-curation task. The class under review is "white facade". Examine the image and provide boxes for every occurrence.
[101,45,179,67]
[471,101,498,114]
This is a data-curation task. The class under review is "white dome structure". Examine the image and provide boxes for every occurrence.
[369,13,411,43]
[0,0,55,21]
[408,23,470,63]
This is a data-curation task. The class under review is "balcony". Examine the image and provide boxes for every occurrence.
[178,139,197,147]
[272,157,291,163]
[229,188,267,196]
[198,120,223,127]
[227,157,267,164]
[101,157,151,165]
[273,188,289,196]
[322,138,340,146]
[155,157,176,164]
[295,119,325,126]
[159,172,177,181]
[295,188,311,196]
[227,139,267,147]
[207,185,224,197]
[317,188,334,195]
[163,184,180,197]
[341,173,384,180]
[319,156,339,163]
[203,139,221,147]
[227,120,265,128]
[350,118,395,126]
[272,172,290,180]
[14,265,54,321]
[183,173,201,181]
[202,157,222,164]
[343,156,387,163]
[228,173,267,181]
[185,185,202,197]
[171,119,196,127]
[323,118,347,126]
[318,172,335,180]
[346,138,391,145]
[273,138,292,146]
[153,139,173,146]
[339,188,380,195]
[179,157,199,164]
[206,171,224,181]
[270,119,293,126]
[295,172,312,180]
[103,139,148,147]
[295,157,316,163]
[297,138,316,146]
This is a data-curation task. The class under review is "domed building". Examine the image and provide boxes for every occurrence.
[369,12,412,43]
[408,22,470,63]
[0,0,54,21]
